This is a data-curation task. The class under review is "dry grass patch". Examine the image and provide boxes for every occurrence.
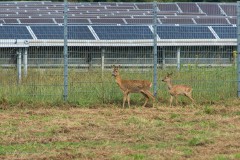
[0,104,240,160]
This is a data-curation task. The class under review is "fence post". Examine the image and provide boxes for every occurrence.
[177,47,181,70]
[63,0,68,101]
[237,1,240,97]
[153,1,158,97]
[162,48,165,69]
[17,48,22,84]
[101,48,105,76]
[23,48,28,77]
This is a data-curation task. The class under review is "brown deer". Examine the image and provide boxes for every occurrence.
[112,65,155,108]
[162,72,195,107]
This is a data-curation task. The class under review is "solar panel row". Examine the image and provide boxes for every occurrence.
[2,3,237,13]
[0,2,237,26]
[0,25,236,40]
[0,17,237,25]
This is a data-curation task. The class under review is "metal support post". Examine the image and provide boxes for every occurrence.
[101,48,105,76]
[17,48,22,84]
[153,1,158,98]
[162,48,165,69]
[177,47,181,71]
[237,1,240,97]
[23,48,28,77]
[63,0,68,101]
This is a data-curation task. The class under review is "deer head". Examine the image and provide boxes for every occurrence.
[112,65,120,77]
[162,72,173,82]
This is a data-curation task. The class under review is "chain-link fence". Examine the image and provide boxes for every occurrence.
[0,1,238,106]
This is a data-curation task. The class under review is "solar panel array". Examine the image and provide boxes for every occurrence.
[0,25,236,40]
[31,26,95,39]
[157,26,215,39]
[0,26,32,39]
[0,2,237,25]
[0,2,237,40]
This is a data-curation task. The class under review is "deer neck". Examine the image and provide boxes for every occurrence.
[166,80,173,90]
[115,75,122,86]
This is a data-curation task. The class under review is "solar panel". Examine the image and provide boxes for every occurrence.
[106,6,135,10]
[4,19,19,24]
[198,3,222,15]
[117,3,136,7]
[125,18,155,24]
[220,4,236,16]
[157,26,215,39]
[158,3,178,12]
[228,18,236,25]
[55,18,90,24]
[19,18,55,24]
[98,2,117,6]
[194,17,229,25]
[99,15,132,19]
[132,15,165,18]
[212,26,236,39]
[177,3,199,13]
[92,25,153,40]
[160,18,194,24]
[0,26,32,39]
[113,11,148,16]
[90,18,125,24]
[135,4,153,10]
[30,26,95,40]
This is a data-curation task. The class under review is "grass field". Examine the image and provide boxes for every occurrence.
[0,66,239,159]
[0,101,240,160]
[0,66,237,106]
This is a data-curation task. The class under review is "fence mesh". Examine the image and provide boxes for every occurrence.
[0,1,237,106]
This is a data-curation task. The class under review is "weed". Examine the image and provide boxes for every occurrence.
[188,137,204,146]
[125,116,148,127]
[214,155,228,160]
[170,113,181,119]
[234,153,240,159]
[204,106,216,115]
[235,111,240,116]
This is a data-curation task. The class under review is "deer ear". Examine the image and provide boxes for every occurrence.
[166,72,173,77]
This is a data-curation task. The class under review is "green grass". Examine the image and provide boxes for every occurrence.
[0,66,237,106]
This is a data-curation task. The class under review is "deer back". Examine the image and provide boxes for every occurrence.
[170,85,192,95]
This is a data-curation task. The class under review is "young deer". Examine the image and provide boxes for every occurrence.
[162,72,194,107]
[112,65,155,108]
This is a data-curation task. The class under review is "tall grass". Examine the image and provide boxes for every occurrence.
[0,66,237,106]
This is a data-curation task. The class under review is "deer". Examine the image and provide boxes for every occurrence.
[162,72,195,107]
[112,65,155,108]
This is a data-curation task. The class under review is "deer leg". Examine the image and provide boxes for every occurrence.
[185,93,195,104]
[141,91,149,108]
[169,95,173,107]
[144,90,155,100]
[175,96,178,106]
[127,93,131,108]
[142,96,149,108]
[144,90,155,107]
[122,93,127,108]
